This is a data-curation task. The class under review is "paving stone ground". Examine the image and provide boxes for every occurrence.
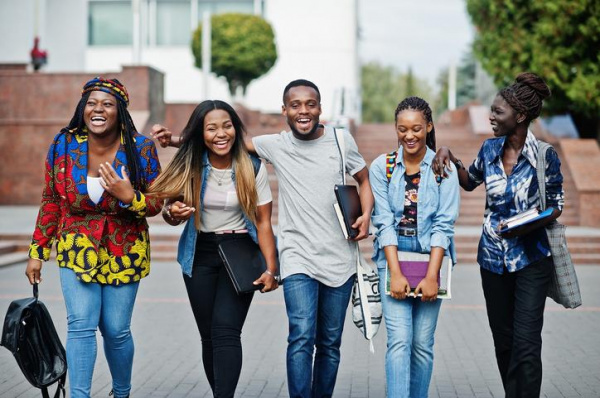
[1,257,599,398]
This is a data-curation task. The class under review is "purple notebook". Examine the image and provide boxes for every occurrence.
[399,259,440,289]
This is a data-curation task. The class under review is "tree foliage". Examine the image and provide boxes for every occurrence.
[466,0,600,138]
[361,62,432,123]
[191,13,277,97]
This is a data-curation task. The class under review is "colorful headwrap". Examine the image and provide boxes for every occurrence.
[82,77,129,107]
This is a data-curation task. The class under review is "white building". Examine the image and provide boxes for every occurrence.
[0,0,360,120]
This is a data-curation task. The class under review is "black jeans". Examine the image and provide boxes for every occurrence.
[183,232,254,398]
[480,257,552,398]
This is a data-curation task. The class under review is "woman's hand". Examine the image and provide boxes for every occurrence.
[164,201,195,224]
[25,258,42,284]
[151,124,180,148]
[432,146,453,178]
[389,273,411,300]
[253,271,279,293]
[99,163,135,204]
[414,276,439,302]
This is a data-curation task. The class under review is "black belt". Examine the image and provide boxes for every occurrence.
[397,227,417,237]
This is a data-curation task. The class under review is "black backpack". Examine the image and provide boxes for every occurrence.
[1,284,67,398]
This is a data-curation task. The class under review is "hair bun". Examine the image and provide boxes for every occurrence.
[515,72,551,100]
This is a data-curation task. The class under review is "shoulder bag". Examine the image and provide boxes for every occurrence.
[537,141,582,309]
[333,128,382,347]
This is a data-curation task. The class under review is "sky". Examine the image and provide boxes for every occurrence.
[358,0,474,90]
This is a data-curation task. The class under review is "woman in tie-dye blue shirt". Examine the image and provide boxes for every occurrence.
[433,73,564,398]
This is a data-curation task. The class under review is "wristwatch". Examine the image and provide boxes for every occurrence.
[453,158,465,170]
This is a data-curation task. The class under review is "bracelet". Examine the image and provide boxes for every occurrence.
[264,269,274,277]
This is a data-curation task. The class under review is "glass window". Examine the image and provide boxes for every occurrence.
[198,1,254,19]
[89,1,133,46]
[156,0,191,45]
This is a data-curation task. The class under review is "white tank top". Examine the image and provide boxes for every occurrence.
[87,176,105,204]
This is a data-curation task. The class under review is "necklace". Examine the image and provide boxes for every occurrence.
[212,168,231,186]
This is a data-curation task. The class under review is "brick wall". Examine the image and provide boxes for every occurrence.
[0,64,164,204]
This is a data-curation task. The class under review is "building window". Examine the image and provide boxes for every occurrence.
[156,0,191,45]
[88,0,258,47]
[197,0,254,17]
[89,1,133,46]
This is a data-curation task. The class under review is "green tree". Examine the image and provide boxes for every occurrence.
[467,0,600,139]
[192,13,277,96]
[361,62,432,123]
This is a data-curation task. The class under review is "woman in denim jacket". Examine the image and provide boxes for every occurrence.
[148,100,278,398]
[370,97,460,398]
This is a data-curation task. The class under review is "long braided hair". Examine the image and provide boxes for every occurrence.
[394,96,436,151]
[61,77,146,190]
[498,72,551,123]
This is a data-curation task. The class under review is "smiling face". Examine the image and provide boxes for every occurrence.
[282,85,322,140]
[489,95,521,137]
[396,109,432,159]
[203,109,236,166]
[84,90,119,137]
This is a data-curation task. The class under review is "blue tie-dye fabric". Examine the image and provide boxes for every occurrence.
[466,131,564,274]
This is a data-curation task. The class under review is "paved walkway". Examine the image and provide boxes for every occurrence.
[1,207,600,397]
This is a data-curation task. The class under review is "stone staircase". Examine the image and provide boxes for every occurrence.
[1,107,599,267]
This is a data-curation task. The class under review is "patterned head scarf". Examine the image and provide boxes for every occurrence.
[81,77,129,107]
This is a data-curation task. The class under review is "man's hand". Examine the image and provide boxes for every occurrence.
[151,124,180,148]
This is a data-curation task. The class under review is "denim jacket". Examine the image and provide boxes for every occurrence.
[369,147,460,268]
[177,151,259,276]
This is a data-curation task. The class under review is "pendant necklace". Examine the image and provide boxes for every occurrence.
[213,168,231,186]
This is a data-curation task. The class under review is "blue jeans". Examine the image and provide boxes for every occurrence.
[283,273,354,398]
[60,267,139,398]
[378,235,443,398]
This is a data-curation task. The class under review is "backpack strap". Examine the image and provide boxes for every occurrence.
[385,150,398,182]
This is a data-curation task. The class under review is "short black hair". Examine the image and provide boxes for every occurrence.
[283,79,321,104]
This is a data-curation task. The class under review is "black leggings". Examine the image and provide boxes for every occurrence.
[183,232,254,398]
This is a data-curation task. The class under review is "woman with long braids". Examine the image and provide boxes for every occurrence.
[433,73,563,397]
[147,100,278,398]
[370,97,460,397]
[25,77,162,398]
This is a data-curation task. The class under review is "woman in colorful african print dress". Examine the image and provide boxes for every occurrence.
[25,77,162,398]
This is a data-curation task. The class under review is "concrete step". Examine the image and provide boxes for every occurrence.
[0,252,29,267]
[0,241,19,255]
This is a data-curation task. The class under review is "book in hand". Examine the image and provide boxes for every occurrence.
[333,184,362,239]
[218,239,267,295]
[385,251,452,299]
[499,207,554,233]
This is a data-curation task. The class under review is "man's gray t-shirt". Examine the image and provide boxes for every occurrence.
[253,125,366,287]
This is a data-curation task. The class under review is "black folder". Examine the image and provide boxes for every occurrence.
[334,184,362,239]
[218,238,267,294]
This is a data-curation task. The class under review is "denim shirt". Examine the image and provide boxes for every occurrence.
[177,151,259,277]
[370,148,460,268]
[466,131,564,274]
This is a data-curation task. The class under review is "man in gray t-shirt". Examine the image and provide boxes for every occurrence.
[249,79,373,398]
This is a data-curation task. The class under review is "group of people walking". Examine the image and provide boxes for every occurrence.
[25,72,563,398]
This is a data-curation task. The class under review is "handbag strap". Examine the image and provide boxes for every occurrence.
[536,140,552,211]
[333,127,347,184]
